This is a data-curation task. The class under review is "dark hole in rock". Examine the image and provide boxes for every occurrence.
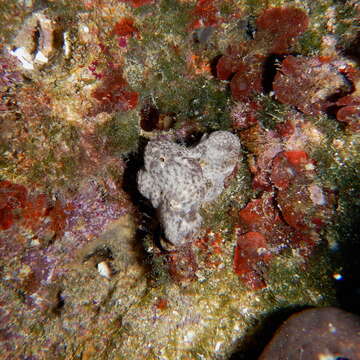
[52,290,65,315]
[140,102,160,132]
[122,138,159,255]
[332,213,360,316]
[343,32,360,65]
[210,54,222,78]
[83,245,114,264]
[262,53,287,94]
[245,16,256,40]
[33,23,41,54]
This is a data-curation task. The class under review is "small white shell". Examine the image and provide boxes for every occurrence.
[97,261,112,279]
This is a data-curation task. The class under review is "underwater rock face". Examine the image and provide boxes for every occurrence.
[10,10,61,70]
[259,307,360,360]
[137,131,241,245]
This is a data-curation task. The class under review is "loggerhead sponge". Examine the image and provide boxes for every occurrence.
[137,131,241,246]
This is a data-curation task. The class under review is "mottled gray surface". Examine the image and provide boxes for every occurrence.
[137,131,241,245]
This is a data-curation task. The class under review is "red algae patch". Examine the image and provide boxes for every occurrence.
[216,54,242,81]
[216,44,265,101]
[112,18,138,37]
[230,61,264,100]
[233,230,272,290]
[256,7,309,53]
[273,56,350,115]
[90,65,139,116]
[189,0,222,30]
[0,181,28,230]
[0,180,70,236]
[270,150,312,190]
[336,95,360,132]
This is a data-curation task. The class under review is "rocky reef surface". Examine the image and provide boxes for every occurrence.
[0,0,359,359]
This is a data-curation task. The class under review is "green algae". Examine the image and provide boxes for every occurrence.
[266,247,336,307]
[201,161,253,232]
[296,30,322,55]
[136,0,191,44]
[187,79,232,131]
[245,0,268,13]
[257,94,289,130]
[95,111,139,156]
[334,2,358,46]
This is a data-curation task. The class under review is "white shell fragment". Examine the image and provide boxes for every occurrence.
[97,261,112,279]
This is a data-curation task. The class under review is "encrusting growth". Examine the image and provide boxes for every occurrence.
[137,131,241,245]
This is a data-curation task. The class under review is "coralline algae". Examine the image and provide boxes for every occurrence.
[137,131,241,245]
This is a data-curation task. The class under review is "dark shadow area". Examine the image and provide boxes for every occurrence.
[332,214,360,316]
[176,130,204,147]
[210,54,223,78]
[52,290,65,316]
[261,54,287,94]
[121,138,164,262]
[343,32,360,65]
[228,305,312,360]
[140,100,160,132]
[324,69,356,119]
[245,16,257,40]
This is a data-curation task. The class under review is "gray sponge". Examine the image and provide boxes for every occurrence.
[137,131,241,245]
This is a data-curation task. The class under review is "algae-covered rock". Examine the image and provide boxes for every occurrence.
[0,0,359,358]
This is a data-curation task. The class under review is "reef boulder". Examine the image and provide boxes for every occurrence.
[259,307,360,360]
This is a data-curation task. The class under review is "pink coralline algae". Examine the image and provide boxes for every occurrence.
[0,56,23,95]
[273,56,350,115]
[65,180,130,249]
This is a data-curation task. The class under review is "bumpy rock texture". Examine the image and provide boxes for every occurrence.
[137,131,241,245]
